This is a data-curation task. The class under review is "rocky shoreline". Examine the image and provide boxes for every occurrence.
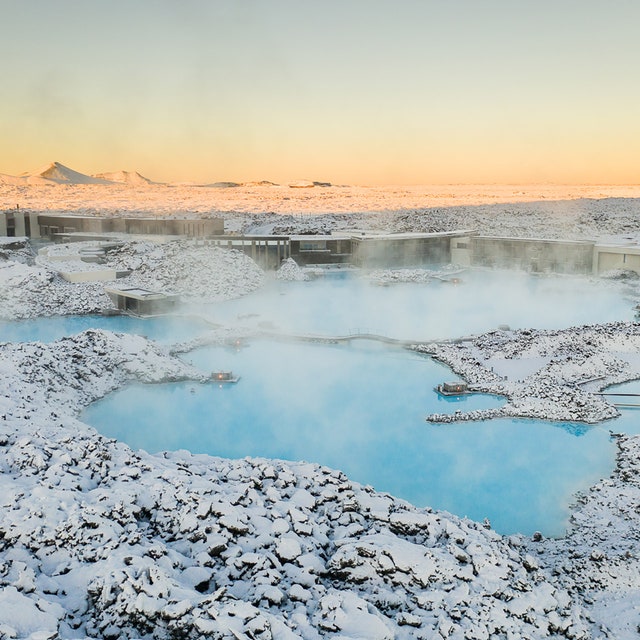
[0,330,600,639]
[419,322,640,425]
[1,235,640,637]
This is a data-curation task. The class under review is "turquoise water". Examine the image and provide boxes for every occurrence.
[82,339,618,537]
[191,270,633,340]
[3,270,636,536]
[1,269,631,344]
[0,314,213,345]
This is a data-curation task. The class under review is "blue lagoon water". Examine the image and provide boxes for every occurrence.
[193,269,633,340]
[0,313,214,345]
[4,269,636,536]
[83,339,618,537]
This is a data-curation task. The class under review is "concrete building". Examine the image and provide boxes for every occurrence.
[37,214,223,239]
[289,235,352,265]
[0,211,223,239]
[8,207,640,277]
[464,236,595,275]
[209,235,291,269]
[350,231,476,268]
[592,244,640,275]
[104,287,180,316]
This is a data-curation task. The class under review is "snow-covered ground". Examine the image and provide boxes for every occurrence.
[0,239,263,320]
[419,322,640,424]
[2,184,640,637]
[3,181,640,242]
[0,329,601,639]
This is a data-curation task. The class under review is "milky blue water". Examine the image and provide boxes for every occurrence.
[82,338,624,537]
[0,313,216,345]
[191,269,633,340]
[4,269,637,536]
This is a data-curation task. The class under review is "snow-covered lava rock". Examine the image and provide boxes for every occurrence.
[0,330,596,639]
[276,258,309,282]
[103,240,264,302]
[419,322,640,424]
[0,240,265,320]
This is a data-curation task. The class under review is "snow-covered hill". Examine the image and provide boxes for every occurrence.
[92,170,157,186]
[1,162,158,186]
[21,161,111,185]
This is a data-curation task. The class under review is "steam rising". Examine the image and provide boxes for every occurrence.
[78,268,634,536]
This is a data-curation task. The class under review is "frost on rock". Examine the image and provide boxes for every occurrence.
[104,239,265,301]
[0,331,597,639]
[421,321,640,424]
[276,258,309,281]
[1,239,265,320]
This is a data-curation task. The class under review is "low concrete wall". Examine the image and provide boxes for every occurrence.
[450,236,473,266]
[594,245,640,275]
[58,270,118,283]
[471,236,594,274]
[351,233,466,267]
[37,215,224,238]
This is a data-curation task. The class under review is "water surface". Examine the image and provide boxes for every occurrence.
[83,339,617,536]
[3,269,634,536]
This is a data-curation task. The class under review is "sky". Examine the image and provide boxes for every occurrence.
[1,0,639,185]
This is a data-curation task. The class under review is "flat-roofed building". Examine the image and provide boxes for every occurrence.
[37,215,223,239]
[104,286,180,316]
[289,235,352,265]
[351,230,476,267]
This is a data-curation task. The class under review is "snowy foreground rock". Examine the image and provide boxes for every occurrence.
[276,258,309,282]
[2,235,640,637]
[0,329,610,639]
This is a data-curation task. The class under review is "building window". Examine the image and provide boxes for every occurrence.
[300,240,327,251]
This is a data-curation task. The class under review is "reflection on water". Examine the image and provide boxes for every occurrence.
[82,340,617,537]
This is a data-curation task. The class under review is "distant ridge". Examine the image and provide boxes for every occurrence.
[93,170,157,186]
[23,161,111,185]
[289,180,332,188]
[242,180,279,187]
[0,161,332,188]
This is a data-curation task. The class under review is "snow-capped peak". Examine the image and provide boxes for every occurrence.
[24,161,111,185]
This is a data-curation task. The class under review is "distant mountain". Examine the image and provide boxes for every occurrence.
[0,162,330,188]
[0,171,61,186]
[93,170,156,186]
[22,162,111,185]
[288,180,332,188]
[242,180,279,187]
[206,181,241,188]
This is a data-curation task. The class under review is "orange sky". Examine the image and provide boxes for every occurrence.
[1,1,639,185]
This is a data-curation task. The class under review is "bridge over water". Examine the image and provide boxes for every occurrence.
[257,329,467,348]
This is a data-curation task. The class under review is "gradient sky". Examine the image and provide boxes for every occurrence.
[1,0,639,184]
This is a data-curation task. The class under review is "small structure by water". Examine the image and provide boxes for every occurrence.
[104,286,179,316]
[436,381,469,396]
[212,371,240,383]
